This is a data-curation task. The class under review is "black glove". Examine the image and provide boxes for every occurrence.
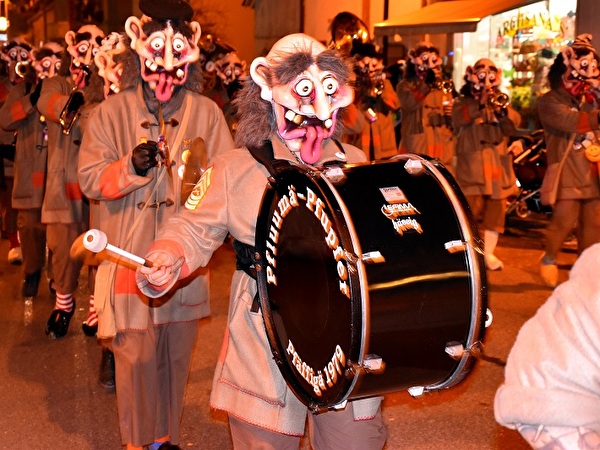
[425,69,437,86]
[132,140,159,176]
[30,80,43,106]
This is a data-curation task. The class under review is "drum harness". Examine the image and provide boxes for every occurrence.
[232,140,347,313]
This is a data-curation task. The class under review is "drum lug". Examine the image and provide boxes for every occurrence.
[407,386,425,397]
[445,340,486,360]
[361,251,386,264]
[404,158,425,175]
[444,240,467,253]
[346,355,386,378]
[322,166,347,184]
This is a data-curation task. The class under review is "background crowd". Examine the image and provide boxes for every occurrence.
[1,3,599,450]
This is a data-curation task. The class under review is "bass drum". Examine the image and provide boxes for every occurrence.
[254,154,488,412]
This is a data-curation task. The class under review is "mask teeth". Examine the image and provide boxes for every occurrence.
[285,109,305,125]
[324,118,333,129]
[176,68,185,79]
[145,60,158,72]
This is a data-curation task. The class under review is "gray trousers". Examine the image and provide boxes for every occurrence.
[113,319,199,447]
[229,402,387,450]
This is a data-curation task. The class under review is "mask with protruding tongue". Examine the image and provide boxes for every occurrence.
[279,110,335,164]
[155,72,174,103]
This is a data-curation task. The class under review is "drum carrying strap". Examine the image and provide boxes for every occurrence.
[233,141,289,312]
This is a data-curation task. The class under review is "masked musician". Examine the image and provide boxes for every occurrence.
[344,39,401,160]
[451,58,520,271]
[136,33,387,449]
[0,41,63,297]
[77,0,234,447]
[397,42,456,171]
[536,34,600,288]
[0,39,35,265]
[36,24,104,339]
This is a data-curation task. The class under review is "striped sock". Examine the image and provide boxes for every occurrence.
[55,292,74,313]
[85,295,98,326]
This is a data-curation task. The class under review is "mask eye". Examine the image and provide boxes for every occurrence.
[581,59,589,69]
[150,37,165,52]
[295,78,314,97]
[20,50,29,60]
[42,59,51,69]
[322,76,338,95]
[173,37,185,53]
[478,72,486,81]
[8,49,17,60]
[77,42,90,55]
[489,73,496,83]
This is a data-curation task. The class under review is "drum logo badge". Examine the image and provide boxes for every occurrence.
[379,186,423,235]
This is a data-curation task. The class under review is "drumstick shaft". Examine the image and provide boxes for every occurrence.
[105,243,152,267]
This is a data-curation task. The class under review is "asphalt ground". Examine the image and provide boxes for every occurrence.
[0,211,577,449]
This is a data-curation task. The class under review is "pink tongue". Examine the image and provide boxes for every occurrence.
[155,73,173,103]
[299,126,324,164]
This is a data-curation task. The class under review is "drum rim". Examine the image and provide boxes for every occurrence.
[255,164,366,410]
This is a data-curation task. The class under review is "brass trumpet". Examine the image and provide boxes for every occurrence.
[59,66,90,135]
[15,61,29,78]
[434,80,454,94]
[487,89,510,108]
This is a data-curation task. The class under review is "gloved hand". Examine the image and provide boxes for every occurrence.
[30,80,43,106]
[132,140,159,176]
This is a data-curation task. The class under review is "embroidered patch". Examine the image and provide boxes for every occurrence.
[184,166,212,211]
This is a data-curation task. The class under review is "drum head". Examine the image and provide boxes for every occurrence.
[255,158,487,410]
[256,166,363,409]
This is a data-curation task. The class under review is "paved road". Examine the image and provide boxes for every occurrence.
[0,212,577,449]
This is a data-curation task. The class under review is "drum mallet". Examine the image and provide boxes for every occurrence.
[83,229,154,267]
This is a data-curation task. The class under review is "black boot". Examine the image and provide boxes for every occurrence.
[22,270,41,298]
[99,348,115,392]
[45,301,75,339]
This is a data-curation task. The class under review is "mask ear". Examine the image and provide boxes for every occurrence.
[561,46,575,67]
[189,21,202,47]
[125,16,144,49]
[65,30,77,48]
[94,52,109,78]
[250,56,272,101]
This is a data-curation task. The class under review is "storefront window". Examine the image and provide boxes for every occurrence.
[453,0,577,130]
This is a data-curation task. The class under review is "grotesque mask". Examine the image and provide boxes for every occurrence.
[409,43,442,81]
[560,34,600,97]
[465,58,501,99]
[125,12,201,103]
[94,32,128,98]
[33,41,64,80]
[250,33,354,164]
[1,40,34,84]
[65,24,105,88]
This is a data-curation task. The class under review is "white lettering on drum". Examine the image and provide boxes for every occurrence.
[264,183,351,299]
[287,340,346,396]
[393,217,423,235]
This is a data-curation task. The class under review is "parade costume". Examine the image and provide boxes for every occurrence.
[537,34,600,288]
[397,42,456,170]
[137,33,387,449]
[78,2,234,447]
[452,58,519,270]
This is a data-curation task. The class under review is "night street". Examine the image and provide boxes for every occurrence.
[0,211,577,449]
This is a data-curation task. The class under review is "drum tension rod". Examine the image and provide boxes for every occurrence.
[345,355,386,378]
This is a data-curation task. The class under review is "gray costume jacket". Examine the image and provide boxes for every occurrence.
[137,137,382,435]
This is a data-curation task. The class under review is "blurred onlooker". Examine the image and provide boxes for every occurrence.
[495,242,600,447]
[397,42,456,171]
[537,34,600,288]
[451,58,521,271]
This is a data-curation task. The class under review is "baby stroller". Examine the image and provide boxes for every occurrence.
[506,129,549,218]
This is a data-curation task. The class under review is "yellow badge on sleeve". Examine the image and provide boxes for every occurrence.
[185,166,212,211]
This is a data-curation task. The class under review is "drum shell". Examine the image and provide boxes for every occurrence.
[255,155,487,410]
